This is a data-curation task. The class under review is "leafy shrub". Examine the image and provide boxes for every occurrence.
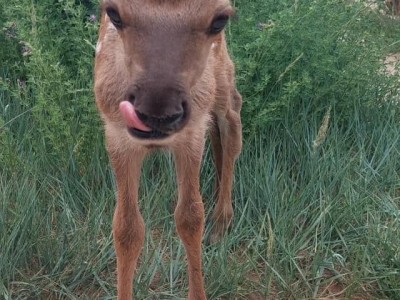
[2,0,103,174]
[231,0,400,135]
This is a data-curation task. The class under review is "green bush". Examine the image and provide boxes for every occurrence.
[2,0,102,175]
[231,0,400,135]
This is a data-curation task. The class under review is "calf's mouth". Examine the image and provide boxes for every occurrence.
[119,101,171,140]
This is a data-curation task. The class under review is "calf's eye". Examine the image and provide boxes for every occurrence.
[209,15,229,35]
[106,7,123,29]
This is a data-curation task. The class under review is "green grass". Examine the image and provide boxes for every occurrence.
[1,99,399,299]
[1,0,400,299]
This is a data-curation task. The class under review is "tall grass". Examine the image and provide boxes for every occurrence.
[1,99,399,299]
[1,0,400,299]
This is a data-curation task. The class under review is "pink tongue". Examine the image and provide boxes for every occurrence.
[119,101,152,132]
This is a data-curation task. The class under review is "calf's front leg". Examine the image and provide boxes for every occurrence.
[107,139,147,300]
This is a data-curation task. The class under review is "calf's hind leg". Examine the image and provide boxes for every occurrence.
[210,89,242,244]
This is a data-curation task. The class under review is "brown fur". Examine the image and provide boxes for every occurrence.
[387,0,400,15]
[94,0,242,299]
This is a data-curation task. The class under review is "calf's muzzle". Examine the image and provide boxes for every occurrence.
[123,82,190,139]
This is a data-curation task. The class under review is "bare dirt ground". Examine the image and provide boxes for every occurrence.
[384,53,400,76]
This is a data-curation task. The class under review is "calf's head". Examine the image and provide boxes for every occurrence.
[95,0,234,140]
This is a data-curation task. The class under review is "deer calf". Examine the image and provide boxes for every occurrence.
[94,0,242,299]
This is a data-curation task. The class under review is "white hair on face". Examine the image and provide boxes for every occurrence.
[96,41,102,54]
